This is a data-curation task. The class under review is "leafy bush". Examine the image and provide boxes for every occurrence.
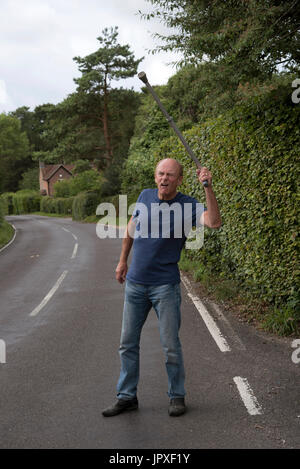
[72,191,101,221]
[0,200,14,249]
[19,167,40,191]
[0,198,4,226]
[11,190,41,214]
[40,196,56,214]
[0,192,14,215]
[54,169,102,197]
[40,196,74,215]
[121,142,156,196]
[53,179,71,198]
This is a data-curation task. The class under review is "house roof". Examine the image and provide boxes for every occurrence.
[41,164,74,181]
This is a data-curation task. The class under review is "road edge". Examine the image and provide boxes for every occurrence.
[0,222,16,254]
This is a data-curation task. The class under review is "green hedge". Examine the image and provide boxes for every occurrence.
[12,191,41,214]
[0,198,4,225]
[40,196,74,215]
[0,200,14,249]
[0,197,15,249]
[98,192,140,217]
[0,192,14,215]
[153,83,299,312]
[72,191,101,221]
[0,191,41,214]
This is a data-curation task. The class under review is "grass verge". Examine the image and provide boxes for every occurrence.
[0,220,15,250]
[82,215,130,225]
[31,211,72,218]
[31,213,129,225]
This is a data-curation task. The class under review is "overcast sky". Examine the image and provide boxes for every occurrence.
[0,0,181,113]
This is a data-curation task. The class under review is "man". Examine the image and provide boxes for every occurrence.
[102,158,221,417]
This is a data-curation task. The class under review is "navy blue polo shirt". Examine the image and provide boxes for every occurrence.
[126,189,206,285]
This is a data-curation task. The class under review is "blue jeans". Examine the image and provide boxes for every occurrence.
[117,280,185,400]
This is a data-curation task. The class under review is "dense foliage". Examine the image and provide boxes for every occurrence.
[0,197,14,249]
[0,190,41,215]
[0,114,31,193]
[40,196,74,216]
[121,85,171,195]
[142,0,300,76]
[72,191,101,221]
[53,169,102,198]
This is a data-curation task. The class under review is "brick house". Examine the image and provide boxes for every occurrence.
[39,162,74,196]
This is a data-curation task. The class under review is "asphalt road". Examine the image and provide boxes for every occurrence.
[0,215,299,449]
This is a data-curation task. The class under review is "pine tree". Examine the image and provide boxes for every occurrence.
[73,26,143,162]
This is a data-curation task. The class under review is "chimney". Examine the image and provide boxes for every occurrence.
[39,160,45,169]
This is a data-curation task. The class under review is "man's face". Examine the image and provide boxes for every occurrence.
[155,159,183,200]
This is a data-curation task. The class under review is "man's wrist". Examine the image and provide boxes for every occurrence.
[119,258,128,265]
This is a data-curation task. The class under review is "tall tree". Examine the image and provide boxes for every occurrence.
[11,104,57,154]
[73,26,143,163]
[32,87,140,171]
[0,114,30,193]
[141,0,300,80]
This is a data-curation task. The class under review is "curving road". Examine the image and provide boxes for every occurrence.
[0,215,299,449]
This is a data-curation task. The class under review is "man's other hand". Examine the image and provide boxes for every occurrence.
[116,262,128,283]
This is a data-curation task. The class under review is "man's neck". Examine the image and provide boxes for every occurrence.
[157,190,178,201]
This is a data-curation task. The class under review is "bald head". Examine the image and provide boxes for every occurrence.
[155,158,183,178]
[154,158,183,200]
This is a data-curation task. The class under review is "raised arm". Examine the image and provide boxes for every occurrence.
[197,167,222,229]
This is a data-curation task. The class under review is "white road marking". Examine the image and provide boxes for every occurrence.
[181,275,231,352]
[233,376,263,415]
[0,223,17,253]
[29,270,68,317]
[62,227,77,240]
[211,302,246,351]
[181,275,262,417]
[71,243,78,259]
[62,227,78,254]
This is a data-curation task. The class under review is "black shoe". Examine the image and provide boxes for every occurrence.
[168,398,186,417]
[102,398,138,417]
